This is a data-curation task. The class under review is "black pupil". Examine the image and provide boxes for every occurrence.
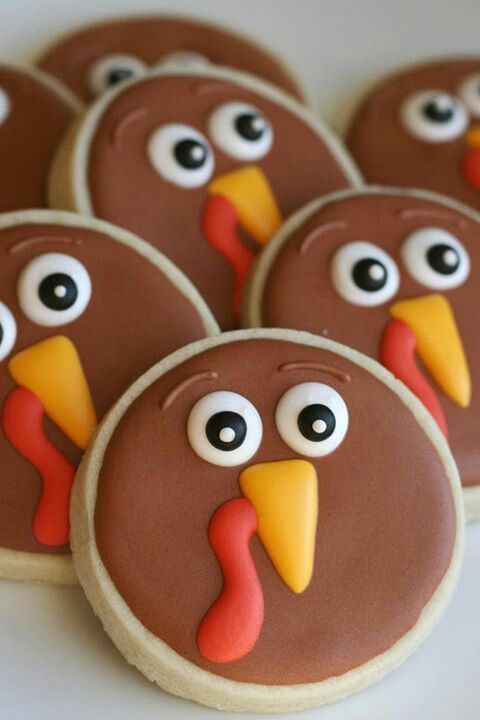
[206,411,247,451]
[38,273,78,311]
[106,67,134,86]
[0,324,3,346]
[297,404,336,442]
[423,98,454,124]
[174,139,207,169]
[235,113,267,141]
[352,258,388,292]
[427,244,460,275]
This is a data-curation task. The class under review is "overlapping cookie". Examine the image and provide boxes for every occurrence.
[0,64,80,212]
[48,65,361,329]
[0,210,217,584]
[71,329,463,712]
[246,188,480,518]
[347,58,480,211]
[37,15,303,102]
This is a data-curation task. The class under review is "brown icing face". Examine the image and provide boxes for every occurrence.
[256,192,479,490]
[81,71,356,329]
[0,66,77,211]
[37,16,302,102]
[93,336,456,685]
[347,58,480,210]
[0,216,212,557]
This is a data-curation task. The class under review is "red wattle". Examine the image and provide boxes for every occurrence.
[202,194,255,322]
[2,387,75,546]
[380,319,448,438]
[461,147,480,190]
[197,497,264,664]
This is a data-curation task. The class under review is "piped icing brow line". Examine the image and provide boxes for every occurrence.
[160,370,219,410]
[298,220,348,254]
[278,361,351,383]
[194,81,248,97]
[398,207,468,229]
[110,107,147,147]
[8,235,82,254]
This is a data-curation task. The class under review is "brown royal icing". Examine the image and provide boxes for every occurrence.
[347,58,480,211]
[259,193,480,489]
[81,72,354,329]
[37,16,302,102]
[94,338,456,685]
[0,66,77,211]
[0,221,210,555]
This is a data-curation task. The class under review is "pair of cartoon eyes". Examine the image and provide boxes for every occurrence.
[187,384,349,467]
[331,226,470,307]
[88,51,210,96]
[147,103,273,189]
[402,73,480,142]
[0,253,91,361]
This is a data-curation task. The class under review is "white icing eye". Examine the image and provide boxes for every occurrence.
[148,123,214,188]
[0,301,16,361]
[208,102,273,160]
[401,90,468,142]
[187,390,262,467]
[18,253,92,327]
[276,383,348,457]
[88,54,147,96]
[458,73,480,118]
[0,88,10,125]
[156,51,210,69]
[401,227,470,290]
[331,241,400,307]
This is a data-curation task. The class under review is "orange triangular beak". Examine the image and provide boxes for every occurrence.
[8,336,97,449]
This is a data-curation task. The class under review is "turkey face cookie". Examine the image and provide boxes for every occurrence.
[0,65,80,212]
[37,15,302,102]
[49,66,360,330]
[72,329,463,713]
[347,58,480,211]
[246,188,480,519]
[0,210,217,584]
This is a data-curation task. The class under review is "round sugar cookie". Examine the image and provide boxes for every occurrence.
[245,187,480,520]
[71,328,463,713]
[347,57,480,211]
[0,64,80,212]
[48,65,361,330]
[37,14,303,102]
[0,210,217,584]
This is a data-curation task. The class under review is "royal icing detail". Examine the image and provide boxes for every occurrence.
[9,335,97,450]
[0,87,10,125]
[2,387,75,546]
[187,390,262,467]
[331,240,400,307]
[88,54,147,97]
[148,124,214,189]
[400,227,470,290]
[18,253,92,327]
[274,382,349,457]
[208,102,273,161]
[0,300,17,361]
[197,498,263,663]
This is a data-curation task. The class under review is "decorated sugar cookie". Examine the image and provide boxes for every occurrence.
[246,188,480,519]
[347,58,480,211]
[0,64,80,212]
[71,329,462,713]
[37,15,303,102]
[0,210,217,584]
[48,65,361,330]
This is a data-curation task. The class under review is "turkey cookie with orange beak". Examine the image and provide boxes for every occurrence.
[0,210,217,584]
[48,65,361,330]
[246,188,480,519]
[347,58,480,211]
[0,64,80,211]
[37,15,303,102]
[71,329,463,713]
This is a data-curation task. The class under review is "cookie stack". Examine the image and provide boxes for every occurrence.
[0,14,476,713]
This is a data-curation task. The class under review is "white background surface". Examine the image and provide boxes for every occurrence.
[0,1,479,718]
